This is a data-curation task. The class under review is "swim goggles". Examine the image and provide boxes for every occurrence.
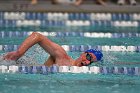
[81,52,97,66]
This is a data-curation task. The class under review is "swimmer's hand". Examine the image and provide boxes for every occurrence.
[3,51,21,61]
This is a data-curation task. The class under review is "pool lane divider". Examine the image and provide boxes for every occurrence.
[1,12,140,27]
[0,31,140,38]
[2,12,140,21]
[0,18,140,27]
[0,65,139,76]
[0,45,139,52]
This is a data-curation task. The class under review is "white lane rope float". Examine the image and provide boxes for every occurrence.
[0,65,139,76]
[0,45,139,52]
[0,31,140,38]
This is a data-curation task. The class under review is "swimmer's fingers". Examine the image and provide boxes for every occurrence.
[3,53,12,60]
[3,52,18,60]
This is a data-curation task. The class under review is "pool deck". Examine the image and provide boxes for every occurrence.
[0,0,139,13]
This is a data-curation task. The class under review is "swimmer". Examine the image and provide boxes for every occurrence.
[3,32,103,67]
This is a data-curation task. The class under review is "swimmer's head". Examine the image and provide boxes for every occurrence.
[85,49,103,61]
[78,49,103,66]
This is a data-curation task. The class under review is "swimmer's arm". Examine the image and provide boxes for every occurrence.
[17,32,66,57]
[44,56,55,67]
[4,32,67,61]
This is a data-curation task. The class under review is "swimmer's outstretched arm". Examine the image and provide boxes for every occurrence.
[4,32,67,60]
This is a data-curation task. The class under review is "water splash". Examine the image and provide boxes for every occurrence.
[102,52,118,65]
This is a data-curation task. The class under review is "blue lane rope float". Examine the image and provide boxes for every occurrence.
[1,12,140,21]
[0,45,139,52]
[1,12,140,27]
[0,31,140,38]
[0,19,139,27]
[0,65,139,76]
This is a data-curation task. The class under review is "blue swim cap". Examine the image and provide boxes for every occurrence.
[85,49,103,61]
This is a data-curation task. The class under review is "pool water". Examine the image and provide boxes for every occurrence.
[0,26,140,93]
[0,12,140,93]
[0,73,140,93]
[0,72,140,93]
[1,27,140,66]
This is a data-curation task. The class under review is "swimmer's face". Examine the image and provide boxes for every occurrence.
[76,52,97,66]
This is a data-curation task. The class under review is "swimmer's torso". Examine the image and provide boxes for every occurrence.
[44,55,73,66]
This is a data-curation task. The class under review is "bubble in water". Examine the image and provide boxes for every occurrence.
[4,77,8,81]
[112,84,119,88]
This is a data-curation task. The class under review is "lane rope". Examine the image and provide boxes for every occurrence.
[0,31,140,38]
[0,65,139,76]
[0,45,139,52]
